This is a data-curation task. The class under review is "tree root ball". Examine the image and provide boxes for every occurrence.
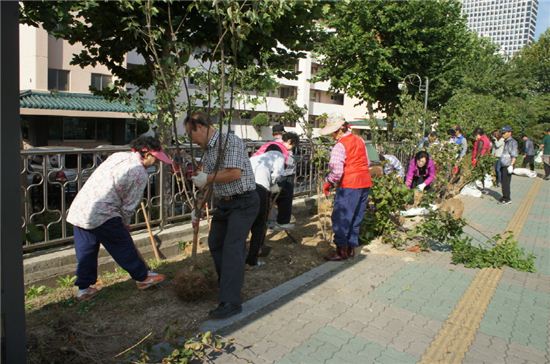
[440,198,464,219]
[172,265,216,302]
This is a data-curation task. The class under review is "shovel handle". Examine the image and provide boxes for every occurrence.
[141,202,161,262]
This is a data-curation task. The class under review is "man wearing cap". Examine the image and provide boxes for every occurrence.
[185,112,259,319]
[499,125,518,205]
[321,114,372,261]
[67,136,172,301]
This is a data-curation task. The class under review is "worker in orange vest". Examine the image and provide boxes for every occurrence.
[321,114,372,261]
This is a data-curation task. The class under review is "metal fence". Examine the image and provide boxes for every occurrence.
[20,141,320,252]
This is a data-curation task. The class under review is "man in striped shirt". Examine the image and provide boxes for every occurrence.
[186,112,259,319]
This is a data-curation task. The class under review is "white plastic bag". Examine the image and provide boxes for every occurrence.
[535,151,542,164]
[460,183,482,198]
[513,168,537,178]
[475,174,494,189]
[400,204,438,217]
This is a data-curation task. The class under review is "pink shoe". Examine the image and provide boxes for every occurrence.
[136,271,166,290]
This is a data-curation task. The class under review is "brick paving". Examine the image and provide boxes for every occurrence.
[199,176,550,364]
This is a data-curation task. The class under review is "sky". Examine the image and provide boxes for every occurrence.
[535,0,550,39]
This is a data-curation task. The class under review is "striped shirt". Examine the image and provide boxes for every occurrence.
[326,131,350,184]
[383,154,404,177]
[202,130,256,197]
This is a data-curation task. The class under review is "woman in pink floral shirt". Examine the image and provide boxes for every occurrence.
[67,136,172,301]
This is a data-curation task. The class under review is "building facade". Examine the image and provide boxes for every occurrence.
[21,24,384,147]
[461,0,539,58]
[20,24,154,148]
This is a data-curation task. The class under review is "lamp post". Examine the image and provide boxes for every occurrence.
[398,74,429,136]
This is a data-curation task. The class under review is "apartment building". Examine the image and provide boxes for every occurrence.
[20,24,382,146]
[461,0,539,58]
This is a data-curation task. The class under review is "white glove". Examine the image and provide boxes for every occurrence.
[191,171,208,188]
[270,184,281,194]
[417,183,426,191]
[507,166,514,174]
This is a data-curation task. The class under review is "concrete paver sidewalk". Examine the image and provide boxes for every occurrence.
[206,176,550,364]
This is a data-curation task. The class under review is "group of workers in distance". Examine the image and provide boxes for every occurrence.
[66,110,549,320]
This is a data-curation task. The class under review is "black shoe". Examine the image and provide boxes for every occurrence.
[499,199,512,205]
[208,302,242,319]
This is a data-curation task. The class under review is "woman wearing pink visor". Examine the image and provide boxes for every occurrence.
[67,136,172,301]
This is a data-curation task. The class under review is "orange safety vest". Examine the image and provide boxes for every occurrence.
[339,134,372,189]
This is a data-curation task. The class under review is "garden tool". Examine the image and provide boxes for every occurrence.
[141,202,162,262]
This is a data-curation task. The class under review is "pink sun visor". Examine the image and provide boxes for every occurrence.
[149,149,173,165]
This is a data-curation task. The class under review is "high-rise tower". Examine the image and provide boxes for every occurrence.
[461,0,539,57]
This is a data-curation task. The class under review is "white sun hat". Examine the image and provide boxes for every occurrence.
[319,113,347,135]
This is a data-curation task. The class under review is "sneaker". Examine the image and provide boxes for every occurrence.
[208,302,242,319]
[272,223,295,231]
[499,199,512,205]
[136,271,166,290]
[76,286,99,301]
[245,260,266,270]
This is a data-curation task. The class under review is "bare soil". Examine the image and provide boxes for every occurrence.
[25,210,332,364]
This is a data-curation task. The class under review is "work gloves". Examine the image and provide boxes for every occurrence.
[323,182,333,197]
[417,183,427,192]
[191,171,208,188]
[507,165,514,174]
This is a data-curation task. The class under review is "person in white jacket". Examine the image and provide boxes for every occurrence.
[246,132,299,267]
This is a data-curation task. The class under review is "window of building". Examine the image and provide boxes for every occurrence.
[63,118,96,140]
[91,73,112,91]
[310,90,321,102]
[311,63,322,76]
[48,69,70,91]
[279,86,297,99]
[330,93,344,105]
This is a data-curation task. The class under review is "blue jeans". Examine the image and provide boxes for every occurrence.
[332,187,370,248]
[73,217,148,289]
[494,159,502,185]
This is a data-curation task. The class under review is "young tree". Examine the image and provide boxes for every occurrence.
[314,0,471,117]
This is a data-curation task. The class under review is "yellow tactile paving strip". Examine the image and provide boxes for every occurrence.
[419,178,543,364]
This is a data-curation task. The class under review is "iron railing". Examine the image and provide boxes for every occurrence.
[20,141,320,252]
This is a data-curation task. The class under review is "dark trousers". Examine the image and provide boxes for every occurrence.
[501,166,513,201]
[73,217,148,290]
[209,191,259,304]
[247,185,270,266]
[544,157,550,178]
[522,155,535,171]
[494,159,502,186]
[276,176,294,224]
[332,187,370,248]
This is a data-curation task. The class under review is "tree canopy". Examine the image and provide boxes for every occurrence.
[313,0,471,117]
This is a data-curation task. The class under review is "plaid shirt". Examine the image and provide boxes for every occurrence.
[326,131,351,184]
[203,130,256,197]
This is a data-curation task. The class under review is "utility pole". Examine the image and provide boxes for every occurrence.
[1,2,27,363]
